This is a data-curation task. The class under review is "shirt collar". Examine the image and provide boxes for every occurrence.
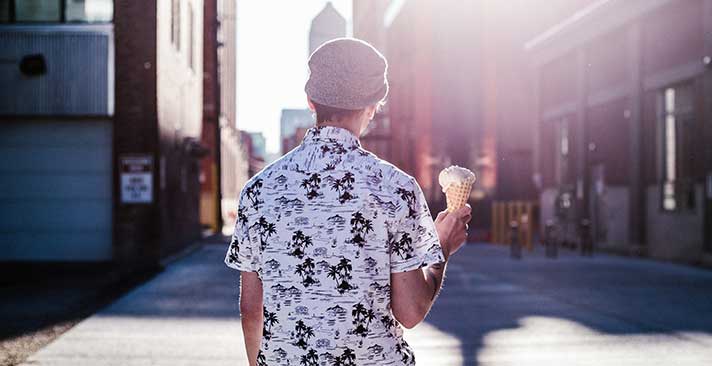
[302,125,361,149]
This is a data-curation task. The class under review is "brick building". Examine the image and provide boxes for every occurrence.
[200,0,250,233]
[527,0,712,264]
[353,0,596,239]
[0,0,217,270]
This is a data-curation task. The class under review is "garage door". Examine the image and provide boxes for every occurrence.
[0,121,112,261]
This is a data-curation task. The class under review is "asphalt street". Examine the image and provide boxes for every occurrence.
[19,243,712,366]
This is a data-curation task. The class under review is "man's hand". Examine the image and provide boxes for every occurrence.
[434,204,472,260]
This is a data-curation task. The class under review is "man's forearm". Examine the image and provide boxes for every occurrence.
[241,310,262,365]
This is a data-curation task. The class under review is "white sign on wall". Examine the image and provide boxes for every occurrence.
[120,155,153,204]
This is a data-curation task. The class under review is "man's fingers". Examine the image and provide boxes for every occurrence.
[453,205,471,219]
[435,211,448,223]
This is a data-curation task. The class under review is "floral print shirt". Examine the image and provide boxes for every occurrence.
[225,126,445,366]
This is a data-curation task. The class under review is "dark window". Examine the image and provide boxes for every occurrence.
[171,0,181,51]
[0,0,112,23]
[659,83,695,212]
[0,0,12,22]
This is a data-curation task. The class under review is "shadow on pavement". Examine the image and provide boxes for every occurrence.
[416,243,712,365]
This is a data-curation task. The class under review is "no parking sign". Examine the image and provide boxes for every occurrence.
[120,155,153,204]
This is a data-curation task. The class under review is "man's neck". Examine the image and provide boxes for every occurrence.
[316,121,362,140]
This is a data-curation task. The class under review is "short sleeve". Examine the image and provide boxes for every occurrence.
[389,177,445,273]
[224,190,261,272]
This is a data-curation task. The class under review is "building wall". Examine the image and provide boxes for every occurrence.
[156,0,204,257]
[646,185,705,261]
[530,0,711,264]
[113,0,161,266]
[352,0,388,51]
[0,25,114,116]
[200,0,219,231]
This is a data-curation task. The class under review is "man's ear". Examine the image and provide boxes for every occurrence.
[307,98,316,112]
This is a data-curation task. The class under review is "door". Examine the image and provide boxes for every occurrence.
[0,121,113,261]
[706,172,712,253]
[590,164,608,246]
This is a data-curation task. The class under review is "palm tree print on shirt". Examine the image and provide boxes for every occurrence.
[351,302,376,346]
[293,320,315,350]
[388,231,414,260]
[256,350,267,366]
[327,258,355,294]
[395,341,415,365]
[288,230,313,259]
[396,187,417,219]
[245,179,264,210]
[330,347,357,366]
[295,257,319,287]
[329,172,357,203]
[251,216,276,251]
[299,348,319,366]
[349,212,373,248]
[263,307,279,341]
[300,173,322,200]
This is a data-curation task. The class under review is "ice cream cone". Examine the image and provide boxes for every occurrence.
[439,165,476,213]
[445,182,473,213]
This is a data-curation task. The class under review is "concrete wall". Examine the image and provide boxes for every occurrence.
[156,0,204,257]
[646,185,705,262]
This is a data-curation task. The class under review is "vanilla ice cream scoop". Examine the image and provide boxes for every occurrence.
[438,166,476,193]
[439,166,476,212]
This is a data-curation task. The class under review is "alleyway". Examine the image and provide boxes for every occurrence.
[21,244,712,366]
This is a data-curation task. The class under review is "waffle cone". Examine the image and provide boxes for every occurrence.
[445,182,472,213]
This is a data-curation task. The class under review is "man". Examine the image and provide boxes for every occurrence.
[225,38,471,366]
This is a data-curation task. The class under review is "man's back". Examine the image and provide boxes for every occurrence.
[226,126,444,365]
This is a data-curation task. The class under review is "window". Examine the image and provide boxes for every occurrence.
[0,0,112,23]
[66,0,112,23]
[187,3,194,70]
[555,118,570,185]
[171,0,181,51]
[659,83,695,212]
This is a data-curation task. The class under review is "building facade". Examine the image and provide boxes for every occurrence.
[354,0,599,240]
[308,2,346,55]
[200,0,250,233]
[528,0,712,264]
[280,108,313,154]
[0,0,213,269]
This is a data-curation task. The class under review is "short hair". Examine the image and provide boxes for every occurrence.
[312,101,364,124]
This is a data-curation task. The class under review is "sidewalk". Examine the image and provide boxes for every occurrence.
[19,243,712,366]
[19,244,246,366]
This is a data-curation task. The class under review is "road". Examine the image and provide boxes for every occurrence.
[20,243,712,366]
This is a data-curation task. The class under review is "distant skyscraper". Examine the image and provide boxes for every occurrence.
[309,2,346,55]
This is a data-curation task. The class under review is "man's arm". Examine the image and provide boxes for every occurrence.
[391,206,470,328]
[240,271,263,365]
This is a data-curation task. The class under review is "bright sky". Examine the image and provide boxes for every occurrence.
[236,0,353,154]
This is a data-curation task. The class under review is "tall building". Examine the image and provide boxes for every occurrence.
[353,0,594,240]
[309,2,346,55]
[200,0,249,232]
[0,0,211,269]
[280,109,314,154]
[239,131,266,177]
[527,0,712,265]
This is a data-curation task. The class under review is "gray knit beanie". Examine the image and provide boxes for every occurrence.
[305,38,389,110]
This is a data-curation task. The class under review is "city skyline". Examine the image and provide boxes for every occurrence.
[236,0,353,154]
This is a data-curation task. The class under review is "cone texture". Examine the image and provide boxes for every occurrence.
[445,182,472,213]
